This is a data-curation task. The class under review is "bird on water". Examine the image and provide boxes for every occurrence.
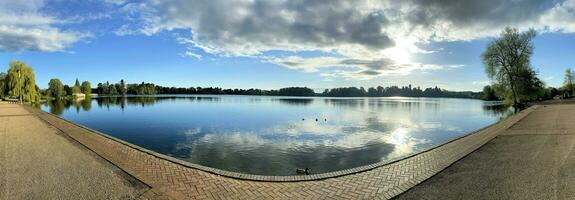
[296,168,310,175]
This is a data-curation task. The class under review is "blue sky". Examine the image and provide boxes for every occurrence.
[1,0,575,92]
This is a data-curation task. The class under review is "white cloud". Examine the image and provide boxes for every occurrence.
[540,0,575,32]
[472,80,490,85]
[103,0,128,6]
[115,0,575,79]
[0,0,86,52]
[182,51,202,59]
[268,56,462,80]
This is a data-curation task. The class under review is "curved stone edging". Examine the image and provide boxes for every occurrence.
[27,105,534,182]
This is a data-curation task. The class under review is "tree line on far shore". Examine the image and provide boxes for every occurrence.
[94,84,480,98]
[0,64,482,101]
[46,78,91,99]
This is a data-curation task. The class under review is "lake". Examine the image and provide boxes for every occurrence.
[41,96,511,176]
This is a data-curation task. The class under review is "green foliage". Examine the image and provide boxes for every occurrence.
[63,85,72,96]
[321,85,480,98]
[98,80,143,95]
[47,78,65,99]
[81,81,91,96]
[6,61,40,103]
[96,81,112,95]
[275,87,316,96]
[565,68,574,96]
[109,84,118,95]
[135,84,479,98]
[135,82,157,95]
[482,27,540,105]
[81,96,92,111]
[481,85,499,100]
[0,72,6,98]
[119,79,127,96]
[515,67,545,101]
[72,78,81,94]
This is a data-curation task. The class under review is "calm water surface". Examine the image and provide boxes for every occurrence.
[42,96,510,175]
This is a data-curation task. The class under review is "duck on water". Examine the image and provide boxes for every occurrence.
[296,168,311,175]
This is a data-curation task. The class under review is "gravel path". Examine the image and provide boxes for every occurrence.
[0,103,149,200]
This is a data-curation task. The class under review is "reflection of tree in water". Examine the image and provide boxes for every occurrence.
[46,99,67,115]
[125,96,155,107]
[125,96,222,106]
[49,96,227,112]
[276,98,314,106]
[323,98,366,108]
[46,98,94,115]
[81,97,92,111]
[323,98,434,112]
[195,96,221,102]
[482,102,514,118]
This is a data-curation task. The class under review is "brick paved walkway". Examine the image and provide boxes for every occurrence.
[19,104,536,199]
[395,101,575,199]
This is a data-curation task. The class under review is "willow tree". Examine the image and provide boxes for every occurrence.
[0,72,6,98]
[482,27,537,106]
[6,61,40,103]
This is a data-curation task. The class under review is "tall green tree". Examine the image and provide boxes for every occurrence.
[104,81,110,94]
[119,79,127,96]
[63,85,72,96]
[0,72,6,98]
[109,84,118,95]
[515,67,545,101]
[47,79,65,99]
[482,27,537,106]
[481,85,499,100]
[565,68,574,96]
[72,78,81,94]
[6,61,40,103]
[81,81,91,96]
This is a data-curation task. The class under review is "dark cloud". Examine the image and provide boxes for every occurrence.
[142,0,395,54]
[395,0,559,40]
[340,58,396,70]
[407,0,547,26]
[360,70,381,76]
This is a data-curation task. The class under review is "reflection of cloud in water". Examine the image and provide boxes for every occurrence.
[173,131,396,175]
[385,127,424,158]
[170,118,428,175]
